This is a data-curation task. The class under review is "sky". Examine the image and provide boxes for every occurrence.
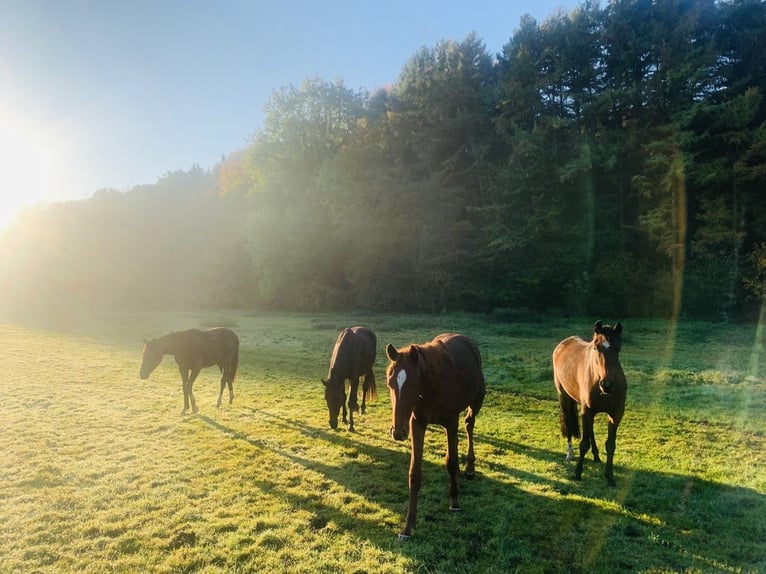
[0,0,581,228]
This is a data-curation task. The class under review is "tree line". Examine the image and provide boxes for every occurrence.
[2,0,765,321]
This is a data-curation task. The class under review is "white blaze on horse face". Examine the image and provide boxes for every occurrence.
[396,369,407,394]
[601,340,611,350]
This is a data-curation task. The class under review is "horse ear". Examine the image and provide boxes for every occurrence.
[593,320,603,333]
[614,322,623,334]
[385,343,398,361]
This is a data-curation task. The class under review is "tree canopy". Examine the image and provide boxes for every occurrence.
[2,0,765,321]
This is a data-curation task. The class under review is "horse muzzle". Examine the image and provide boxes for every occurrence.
[390,426,408,442]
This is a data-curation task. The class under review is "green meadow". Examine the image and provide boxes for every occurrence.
[0,311,764,573]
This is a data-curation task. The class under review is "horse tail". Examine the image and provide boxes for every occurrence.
[366,370,377,401]
[558,392,580,439]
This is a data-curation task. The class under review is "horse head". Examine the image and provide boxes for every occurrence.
[385,343,423,441]
[591,320,623,393]
[139,338,164,379]
[322,375,346,430]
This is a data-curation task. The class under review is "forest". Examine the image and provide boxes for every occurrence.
[1,0,765,321]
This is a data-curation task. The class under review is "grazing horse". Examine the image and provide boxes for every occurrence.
[553,320,627,486]
[322,326,377,431]
[140,328,239,414]
[385,333,486,540]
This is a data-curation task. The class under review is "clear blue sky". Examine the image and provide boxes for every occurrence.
[0,0,581,225]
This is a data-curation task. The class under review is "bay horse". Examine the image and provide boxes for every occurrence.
[140,328,239,414]
[322,326,377,431]
[553,320,627,486]
[385,333,486,540]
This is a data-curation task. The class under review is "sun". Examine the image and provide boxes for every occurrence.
[0,119,62,230]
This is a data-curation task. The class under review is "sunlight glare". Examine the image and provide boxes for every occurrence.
[0,118,67,230]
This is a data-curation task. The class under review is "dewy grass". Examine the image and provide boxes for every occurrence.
[0,312,764,573]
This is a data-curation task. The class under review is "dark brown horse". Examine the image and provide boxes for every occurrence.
[140,328,239,414]
[553,320,627,486]
[385,333,486,540]
[322,326,377,431]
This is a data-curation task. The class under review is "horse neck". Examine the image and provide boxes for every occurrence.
[604,354,624,379]
[156,332,183,357]
[417,343,451,390]
[327,365,341,384]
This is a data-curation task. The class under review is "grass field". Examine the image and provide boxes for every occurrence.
[0,310,764,573]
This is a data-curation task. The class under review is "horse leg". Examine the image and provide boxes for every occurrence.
[464,407,478,477]
[216,370,226,409]
[347,378,359,432]
[347,403,355,432]
[348,377,360,413]
[445,419,461,511]
[591,423,601,463]
[215,364,234,409]
[179,367,190,415]
[226,374,234,405]
[575,411,594,481]
[187,368,201,414]
[360,373,370,415]
[400,417,426,540]
[344,391,355,432]
[605,418,618,487]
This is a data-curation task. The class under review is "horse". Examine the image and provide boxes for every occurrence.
[322,326,377,431]
[140,327,240,414]
[552,320,627,486]
[385,333,486,540]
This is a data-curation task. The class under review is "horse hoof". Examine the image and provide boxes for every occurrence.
[348,426,355,433]
[397,533,411,542]
[465,471,475,480]
[449,505,461,512]
[607,478,616,487]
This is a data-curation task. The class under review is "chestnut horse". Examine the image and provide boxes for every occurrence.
[385,333,486,540]
[553,320,627,486]
[140,328,239,414]
[322,326,377,431]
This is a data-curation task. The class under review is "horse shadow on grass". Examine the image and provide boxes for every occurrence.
[477,430,765,573]
[196,410,765,573]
